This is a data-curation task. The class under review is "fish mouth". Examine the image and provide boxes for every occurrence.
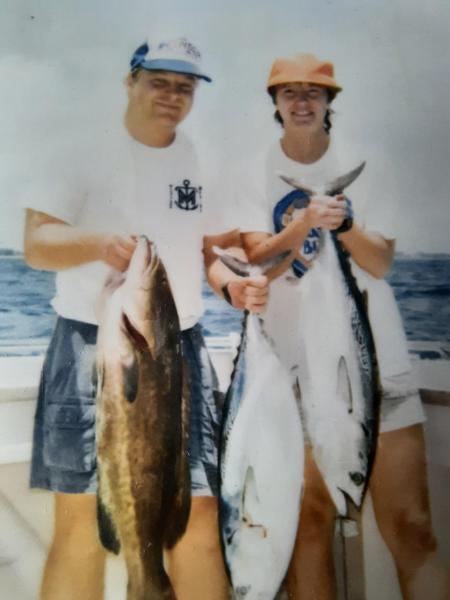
[131,236,159,282]
[138,236,153,266]
[140,237,158,272]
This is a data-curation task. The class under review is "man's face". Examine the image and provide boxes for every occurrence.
[126,70,198,128]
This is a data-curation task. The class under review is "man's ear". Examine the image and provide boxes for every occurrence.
[124,72,136,92]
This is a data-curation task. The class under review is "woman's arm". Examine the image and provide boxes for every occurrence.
[203,229,268,313]
[338,224,395,278]
[24,209,136,272]
[241,195,348,280]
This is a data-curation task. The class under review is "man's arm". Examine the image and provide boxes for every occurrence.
[203,229,268,314]
[24,209,136,272]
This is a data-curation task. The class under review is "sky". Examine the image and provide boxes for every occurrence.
[0,0,449,253]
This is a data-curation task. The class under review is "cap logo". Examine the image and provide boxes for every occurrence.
[129,37,211,82]
[158,38,201,61]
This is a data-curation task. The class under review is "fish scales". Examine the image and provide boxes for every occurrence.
[96,237,190,600]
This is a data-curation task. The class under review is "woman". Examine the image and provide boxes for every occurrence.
[236,53,449,599]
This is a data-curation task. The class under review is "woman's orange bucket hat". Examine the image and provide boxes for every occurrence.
[267,53,342,96]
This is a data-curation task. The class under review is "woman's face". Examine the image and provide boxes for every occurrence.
[275,83,330,134]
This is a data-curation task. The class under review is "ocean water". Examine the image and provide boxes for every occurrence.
[0,254,449,353]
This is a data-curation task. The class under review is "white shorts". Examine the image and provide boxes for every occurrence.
[378,371,426,433]
[292,369,426,444]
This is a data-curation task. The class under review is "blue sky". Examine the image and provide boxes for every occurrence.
[1,0,449,252]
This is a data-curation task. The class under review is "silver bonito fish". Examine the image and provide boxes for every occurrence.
[96,236,190,600]
[215,247,304,600]
[278,163,381,515]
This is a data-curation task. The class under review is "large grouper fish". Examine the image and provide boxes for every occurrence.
[95,236,190,600]
[278,163,381,516]
[214,247,304,600]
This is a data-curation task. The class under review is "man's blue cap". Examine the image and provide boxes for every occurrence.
[130,37,212,82]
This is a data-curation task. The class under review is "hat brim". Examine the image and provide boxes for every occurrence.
[267,75,341,94]
[138,58,212,82]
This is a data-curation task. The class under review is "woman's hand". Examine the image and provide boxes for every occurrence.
[227,276,269,314]
[302,194,348,230]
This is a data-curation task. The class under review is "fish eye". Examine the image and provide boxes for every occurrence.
[349,471,365,486]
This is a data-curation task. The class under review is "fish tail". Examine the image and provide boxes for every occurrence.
[126,571,176,600]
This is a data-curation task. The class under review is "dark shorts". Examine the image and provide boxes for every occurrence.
[30,317,222,496]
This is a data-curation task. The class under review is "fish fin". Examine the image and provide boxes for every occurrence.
[212,246,252,277]
[361,289,369,313]
[337,356,353,414]
[277,171,316,196]
[324,162,366,196]
[257,251,292,274]
[91,362,98,394]
[213,246,291,277]
[93,358,105,399]
[241,466,259,522]
[241,466,267,537]
[121,354,139,403]
[97,493,121,554]
[163,366,191,549]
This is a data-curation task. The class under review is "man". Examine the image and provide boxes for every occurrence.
[23,37,267,600]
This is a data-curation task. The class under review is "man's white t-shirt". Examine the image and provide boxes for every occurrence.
[233,138,412,380]
[22,126,222,331]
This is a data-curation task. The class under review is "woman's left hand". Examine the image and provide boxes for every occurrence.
[303,194,348,230]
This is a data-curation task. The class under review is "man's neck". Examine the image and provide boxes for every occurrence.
[281,130,330,165]
[124,113,176,148]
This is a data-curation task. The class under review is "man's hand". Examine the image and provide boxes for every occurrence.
[227,275,269,314]
[302,194,348,230]
[100,234,138,272]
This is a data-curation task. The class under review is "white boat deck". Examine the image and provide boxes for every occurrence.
[0,338,449,599]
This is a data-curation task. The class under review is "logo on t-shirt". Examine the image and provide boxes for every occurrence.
[169,179,202,211]
[273,189,320,278]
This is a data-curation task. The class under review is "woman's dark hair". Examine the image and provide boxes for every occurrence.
[267,85,335,134]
